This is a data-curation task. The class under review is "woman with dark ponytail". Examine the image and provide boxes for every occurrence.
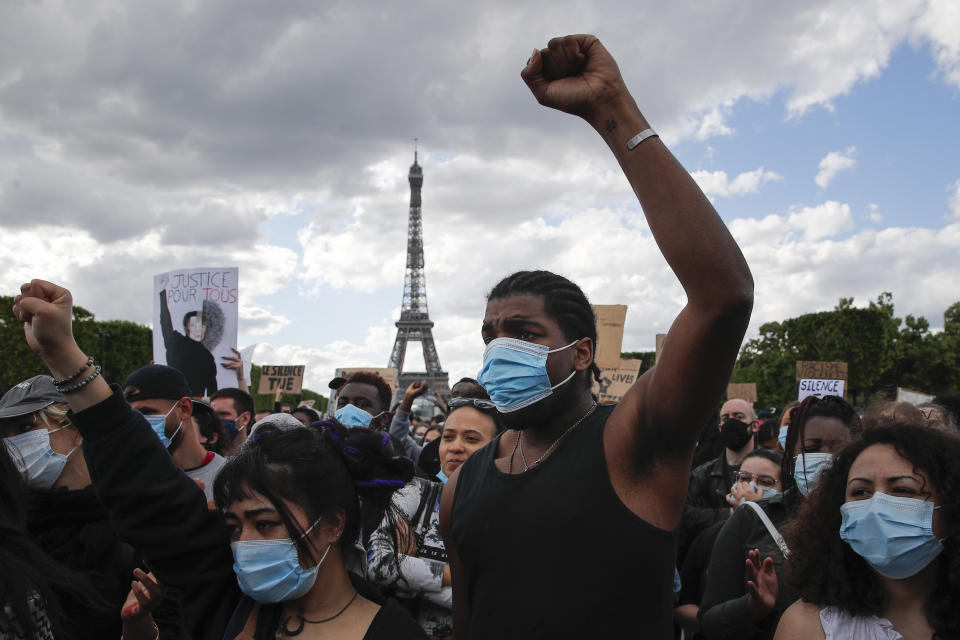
[9,278,426,640]
[215,421,426,639]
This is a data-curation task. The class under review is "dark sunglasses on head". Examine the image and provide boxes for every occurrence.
[447,397,497,413]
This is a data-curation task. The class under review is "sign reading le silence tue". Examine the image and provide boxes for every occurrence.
[258,365,306,394]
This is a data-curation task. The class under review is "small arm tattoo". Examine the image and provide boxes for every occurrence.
[605,119,618,133]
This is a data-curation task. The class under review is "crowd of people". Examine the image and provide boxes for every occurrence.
[2,34,959,640]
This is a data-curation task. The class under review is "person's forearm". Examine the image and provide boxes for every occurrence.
[40,343,112,413]
[589,96,753,309]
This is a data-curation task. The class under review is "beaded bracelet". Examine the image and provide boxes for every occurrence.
[57,366,102,394]
[52,355,94,385]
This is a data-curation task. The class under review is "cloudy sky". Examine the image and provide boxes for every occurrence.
[2,0,959,394]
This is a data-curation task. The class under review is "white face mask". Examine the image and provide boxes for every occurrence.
[3,425,78,490]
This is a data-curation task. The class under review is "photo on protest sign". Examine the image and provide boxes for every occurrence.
[795,361,848,401]
[258,365,306,395]
[152,267,239,396]
[592,358,642,404]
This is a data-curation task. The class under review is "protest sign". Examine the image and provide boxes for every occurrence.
[896,387,934,405]
[592,305,627,370]
[258,365,306,394]
[727,383,758,404]
[153,267,239,396]
[592,358,642,404]
[238,344,256,386]
[796,361,848,401]
[655,333,667,364]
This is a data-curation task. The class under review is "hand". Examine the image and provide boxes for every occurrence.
[221,348,245,379]
[520,35,629,121]
[157,273,169,291]
[401,380,429,411]
[121,569,165,621]
[727,481,764,506]
[745,549,778,621]
[406,380,429,400]
[12,280,80,364]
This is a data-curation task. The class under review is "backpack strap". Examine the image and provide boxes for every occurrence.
[743,500,791,558]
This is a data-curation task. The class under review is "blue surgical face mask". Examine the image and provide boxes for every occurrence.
[3,425,77,490]
[231,519,331,603]
[793,452,833,496]
[477,338,580,413]
[222,418,244,441]
[335,403,382,429]
[144,403,182,449]
[777,426,789,449]
[749,480,779,499]
[840,492,944,579]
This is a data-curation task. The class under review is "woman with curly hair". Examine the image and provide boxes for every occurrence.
[775,423,960,639]
[696,395,859,639]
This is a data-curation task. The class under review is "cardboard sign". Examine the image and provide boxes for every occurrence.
[298,399,316,409]
[258,365,306,394]
[153,267,239,396]
[592,358,642,404]
[896,387,934,406]
[592,305,628,370]
[655,333,667,364]
[796,361,848,381]
[727,383,758,404]
[797,378,846,401]
[795,361,847,401]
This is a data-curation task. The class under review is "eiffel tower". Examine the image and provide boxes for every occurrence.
[387,145,450,405]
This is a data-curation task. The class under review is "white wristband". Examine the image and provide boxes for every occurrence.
[626,128,658,151]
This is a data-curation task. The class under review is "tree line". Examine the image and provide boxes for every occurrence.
[3,293,955,412]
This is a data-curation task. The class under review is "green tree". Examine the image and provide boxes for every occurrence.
[0,296,152,393]
[733,294,900,407]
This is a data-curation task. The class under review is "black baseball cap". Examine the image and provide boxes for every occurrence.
[0,375,66,419]
[122,365,211,412]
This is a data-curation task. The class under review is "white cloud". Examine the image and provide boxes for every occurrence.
[691,167,783,199]
[948,179,960,220]
[868,203,882,222]
[239,305,290,336]
[815,147,857,188]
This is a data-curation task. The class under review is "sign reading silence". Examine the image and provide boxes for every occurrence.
[258,365,306,394]
[796,361,848,401]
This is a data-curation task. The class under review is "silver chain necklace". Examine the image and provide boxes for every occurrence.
[510,403,597,473]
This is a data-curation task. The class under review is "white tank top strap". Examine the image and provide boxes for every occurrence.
[819,606,903,640]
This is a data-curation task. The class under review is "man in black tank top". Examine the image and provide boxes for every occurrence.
[437,34,754,640]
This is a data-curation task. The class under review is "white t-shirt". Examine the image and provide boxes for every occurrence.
[184,452,226,502]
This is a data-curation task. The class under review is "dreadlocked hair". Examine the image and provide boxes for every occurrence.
[488,270,602,389]
[781,395,860,493]
[214,419,414,563]
[785,423,960,639]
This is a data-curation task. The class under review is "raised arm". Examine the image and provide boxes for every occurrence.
[521,35,753,527]
[13,280,238,635]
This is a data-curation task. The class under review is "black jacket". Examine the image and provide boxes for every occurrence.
[679,453,740,562]
[26,486,132,639]
[698,490,800,640]
[70,386,238,640]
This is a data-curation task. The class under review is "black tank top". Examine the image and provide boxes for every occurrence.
[450,404,677,639]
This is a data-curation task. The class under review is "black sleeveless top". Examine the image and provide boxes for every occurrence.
[450,404,677,639]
